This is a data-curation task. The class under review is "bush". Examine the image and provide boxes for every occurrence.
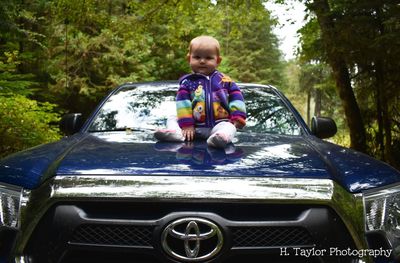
[0,95,61,158]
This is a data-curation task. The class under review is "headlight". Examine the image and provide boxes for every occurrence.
[0,183,22,229]
[364,184,400,257]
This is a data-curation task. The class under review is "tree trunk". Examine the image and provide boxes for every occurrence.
[375,7,394,165]
[307,89,311,126]
[308,0,367,153]
[375,74,385,159]
[314,89,321,117]
[375,58,392,163]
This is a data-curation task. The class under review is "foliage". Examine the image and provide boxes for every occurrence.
[281,60,302,108]
[0,51,61,157]
[2,0,399,170]
[292,0,400,168]
[0,1,62,157]
[0,0,285,157]
[42,0,284,115]
[0,95,61,158]
[221,5,285,85]
[0,50,36,96]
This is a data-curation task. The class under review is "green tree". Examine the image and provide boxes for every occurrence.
[0,50,60,158]
[304,0,366,153]
[0,95,60,157]
[45,0,284,115]
[0,0,289,158]
[215,0,285,86]
[291,0,400,167]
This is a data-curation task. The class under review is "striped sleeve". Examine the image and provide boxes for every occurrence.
[176,82,194,128]
[228,82,246,127]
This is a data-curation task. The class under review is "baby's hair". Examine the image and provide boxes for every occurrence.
[188,36,221,56]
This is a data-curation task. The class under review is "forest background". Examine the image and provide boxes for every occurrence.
[1,0,399,170]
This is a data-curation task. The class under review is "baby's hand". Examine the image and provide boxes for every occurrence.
[182,126,195,141]
[233,120,244,129]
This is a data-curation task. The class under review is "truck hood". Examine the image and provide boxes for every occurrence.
[1,132,399,192]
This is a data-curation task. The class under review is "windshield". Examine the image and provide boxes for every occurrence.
[88,84,302,136]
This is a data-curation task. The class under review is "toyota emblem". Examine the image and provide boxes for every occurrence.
[161,217,223,262]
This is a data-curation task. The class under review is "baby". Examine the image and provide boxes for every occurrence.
[155,36,246,148]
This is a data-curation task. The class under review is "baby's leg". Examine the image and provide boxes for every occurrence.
[207,121,236,148]
[154,116,185,142]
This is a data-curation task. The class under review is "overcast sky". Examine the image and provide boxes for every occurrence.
[264,1,306,60]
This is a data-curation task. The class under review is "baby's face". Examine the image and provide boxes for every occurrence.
[188,44,221,76]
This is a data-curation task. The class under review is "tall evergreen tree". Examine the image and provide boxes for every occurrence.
[215,1,285,86]
[296,0,400,166]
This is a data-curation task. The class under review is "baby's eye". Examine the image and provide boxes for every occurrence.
[193,56,201,59]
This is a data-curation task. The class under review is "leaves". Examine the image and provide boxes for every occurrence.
[0,50,36,96]
[44,0,284,112]
[0,95,61,158]
[297,0,400,166]
[0,0,285,157]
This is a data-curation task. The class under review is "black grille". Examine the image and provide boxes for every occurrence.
[70,224,312,248]
[232,226,312,247]
[70,224,154,247]
[25,204,358,263]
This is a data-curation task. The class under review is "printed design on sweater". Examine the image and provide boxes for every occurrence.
[176,71,246,128]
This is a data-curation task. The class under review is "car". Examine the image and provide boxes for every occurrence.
[1,81,400,263]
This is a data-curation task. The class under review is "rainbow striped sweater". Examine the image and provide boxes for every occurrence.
[176,70,246,129]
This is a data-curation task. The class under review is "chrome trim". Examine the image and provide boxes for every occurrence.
[362,182,400,197]
[15,257,28,263]
[15,175,368,261]
[161,217,223,262]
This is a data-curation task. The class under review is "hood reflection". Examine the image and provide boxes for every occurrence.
[154,141,244,169]
[57,133,330,180]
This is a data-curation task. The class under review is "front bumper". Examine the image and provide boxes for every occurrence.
[7,176,376,262]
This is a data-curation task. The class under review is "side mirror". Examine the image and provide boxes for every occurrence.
[311,116,337,139]
[60,113,84,135]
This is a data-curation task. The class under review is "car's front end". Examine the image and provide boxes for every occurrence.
[11,175,363,262]
[1,82,400,263]
[4,175,399,262]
